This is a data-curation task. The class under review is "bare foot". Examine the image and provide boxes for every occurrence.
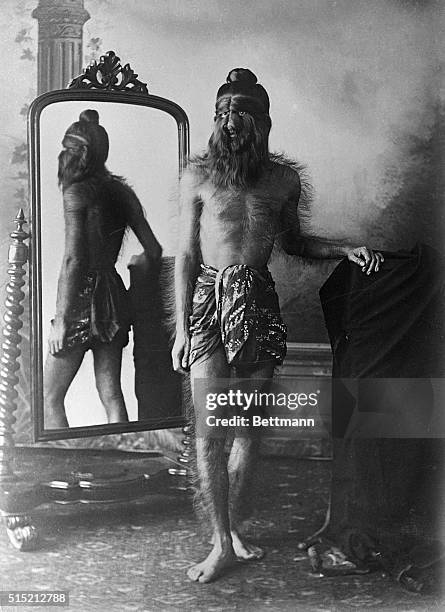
[231,531,264,561]
[210,531,264,561]
[187,545,236,583]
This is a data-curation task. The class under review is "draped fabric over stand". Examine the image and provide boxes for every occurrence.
[315,244,445,593]
[129,257,183,442]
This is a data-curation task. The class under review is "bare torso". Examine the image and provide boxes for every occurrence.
[196,162,300,269]
[173,158,301,338]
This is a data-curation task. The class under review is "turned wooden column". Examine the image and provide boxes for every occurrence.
[32,0,90,94]
[0,211,29,482]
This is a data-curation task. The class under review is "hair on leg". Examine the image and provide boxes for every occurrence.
[93,334,128,423]
[43,346,86,428]
[226,360,275,560]
[186,346,238,583]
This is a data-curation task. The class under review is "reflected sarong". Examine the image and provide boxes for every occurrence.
[56,268,130,350]
[189,264,287,367]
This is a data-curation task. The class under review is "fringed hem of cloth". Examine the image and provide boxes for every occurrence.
[188,263,287,367]
[53,269,131,351]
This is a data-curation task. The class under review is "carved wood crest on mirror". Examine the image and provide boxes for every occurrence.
[29,51,189,442]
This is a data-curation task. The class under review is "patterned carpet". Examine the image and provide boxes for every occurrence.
[0,452,443,612]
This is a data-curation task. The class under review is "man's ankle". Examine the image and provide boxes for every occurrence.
[212,532,233,552]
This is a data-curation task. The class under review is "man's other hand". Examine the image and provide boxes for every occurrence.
[347,246,384,275]
[172,333,191,374]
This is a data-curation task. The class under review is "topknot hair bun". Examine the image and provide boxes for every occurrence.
[226,68,258,85]
[216,68,270,114]
[64,108,109,167]
[79,109,100,124]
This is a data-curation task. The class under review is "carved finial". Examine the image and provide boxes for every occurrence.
[68,50,149,95]
[14,209,27,233]
[9,209,29,265]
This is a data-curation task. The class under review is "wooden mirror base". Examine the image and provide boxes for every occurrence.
[0,212,191,550]
[1,446,192,551]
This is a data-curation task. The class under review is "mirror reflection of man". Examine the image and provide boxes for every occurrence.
[44,109,162,428]
[172,68,384,583]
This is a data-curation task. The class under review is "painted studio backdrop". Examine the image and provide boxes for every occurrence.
[0,0,443,435]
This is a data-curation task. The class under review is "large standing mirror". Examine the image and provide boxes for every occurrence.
[29,53,189,441]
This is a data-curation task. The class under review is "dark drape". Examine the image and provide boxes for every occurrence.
[129,256,182,421]
[317,244,445,592]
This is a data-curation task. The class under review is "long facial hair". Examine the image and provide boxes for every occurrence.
[206,113,271,189]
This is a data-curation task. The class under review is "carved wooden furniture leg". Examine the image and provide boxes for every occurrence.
[0,210,39,550]
[167,374,193,489]
[177,423,193,470]
[168,424,193,491]
[5,515,38,551]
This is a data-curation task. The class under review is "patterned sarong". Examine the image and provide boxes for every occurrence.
[55,268,130,351]
[188,264,287,367]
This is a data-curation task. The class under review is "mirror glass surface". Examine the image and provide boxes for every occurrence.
[32,97,186,439]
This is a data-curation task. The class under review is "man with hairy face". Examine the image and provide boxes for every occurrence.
[172,68,383,583]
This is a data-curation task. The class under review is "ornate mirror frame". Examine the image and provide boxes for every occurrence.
[29,51,189,442]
